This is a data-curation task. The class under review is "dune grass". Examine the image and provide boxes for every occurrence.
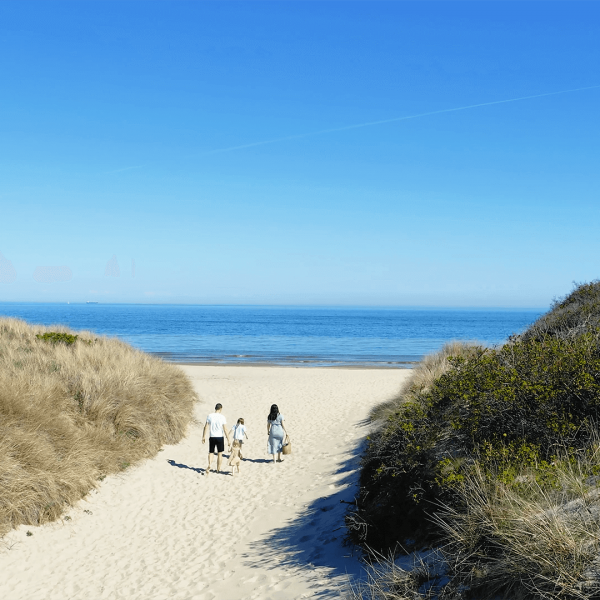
[346,551,446,600]
[348,440,600,599]
[433,445,600,600]
[0,317,198,537]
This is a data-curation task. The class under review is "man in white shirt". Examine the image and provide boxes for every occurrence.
[202,403,231,475]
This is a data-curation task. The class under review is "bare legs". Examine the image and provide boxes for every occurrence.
[206,451,224,475]
[269,452,283,463]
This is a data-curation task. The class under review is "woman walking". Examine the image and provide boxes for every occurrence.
[267,404,288,463]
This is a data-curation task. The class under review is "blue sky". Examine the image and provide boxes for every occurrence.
[1,1,599,307]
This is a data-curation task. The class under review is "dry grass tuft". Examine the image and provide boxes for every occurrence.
[0,317,198,537]
[347,550,449,600]
[433,447,600,600]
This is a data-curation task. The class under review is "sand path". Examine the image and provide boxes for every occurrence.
[0,366,410,600]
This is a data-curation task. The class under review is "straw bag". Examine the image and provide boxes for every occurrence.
[282,436,292,455]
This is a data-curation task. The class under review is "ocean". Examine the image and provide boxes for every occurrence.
[0,303,544,367]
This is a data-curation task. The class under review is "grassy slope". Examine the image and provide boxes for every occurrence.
[347,282,600,599]
[0,318,198,536]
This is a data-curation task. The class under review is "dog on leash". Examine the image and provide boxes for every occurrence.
[227,440,242,475]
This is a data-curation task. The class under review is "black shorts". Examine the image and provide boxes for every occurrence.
[209,437,225,454]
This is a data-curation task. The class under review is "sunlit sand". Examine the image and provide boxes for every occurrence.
[0,365,410,600]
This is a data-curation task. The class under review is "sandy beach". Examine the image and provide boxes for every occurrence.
[0,365,410,600]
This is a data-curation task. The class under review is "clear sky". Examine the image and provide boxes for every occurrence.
[1,1,599,307]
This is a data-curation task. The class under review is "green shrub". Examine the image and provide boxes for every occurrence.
[36,332,80,345]
[348,443,600,600]
[348,282,600,599]
[348,285,600,552]
[521,280,600,341]
[368,341,483,423]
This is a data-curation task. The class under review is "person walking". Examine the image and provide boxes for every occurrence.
[229,417,249,459]
[267,404,288,463]
[202,403,231,475]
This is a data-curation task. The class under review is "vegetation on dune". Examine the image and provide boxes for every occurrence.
[522,280,600,341]
[349,445,600,600]
[35,331,83,345]
[346,341,485,549]
[0,318,198,537]
[347,281,600,599]
[434,450,600,600]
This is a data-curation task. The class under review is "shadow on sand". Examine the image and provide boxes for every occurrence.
[167,459,205,474]
[239,457,272,464]
[244,439,369,596]
[167,458,254,476]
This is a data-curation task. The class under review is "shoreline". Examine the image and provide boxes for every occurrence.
[171,360,416,369]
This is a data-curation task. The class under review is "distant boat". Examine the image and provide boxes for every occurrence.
[86,301,99,304]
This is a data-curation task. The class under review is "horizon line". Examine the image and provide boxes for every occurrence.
[0,301,547,310]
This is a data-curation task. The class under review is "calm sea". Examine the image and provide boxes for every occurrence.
[0,303,544,367]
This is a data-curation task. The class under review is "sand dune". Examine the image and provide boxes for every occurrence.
[0,365,410,600]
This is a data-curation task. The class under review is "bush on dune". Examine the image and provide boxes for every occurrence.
[0,318,198,537]
[350,444,600,600]
[522,280,600,341]
[346,341,485,549]
[347,282,600,599]
[367,341,482,423]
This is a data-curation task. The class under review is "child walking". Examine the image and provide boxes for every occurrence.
[227,440,242,475]
[229,418,248,459]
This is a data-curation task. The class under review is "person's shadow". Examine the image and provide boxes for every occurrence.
[168,458,253,475]
[167,459,205,474]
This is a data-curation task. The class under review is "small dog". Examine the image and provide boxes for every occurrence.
[227,440,242,475]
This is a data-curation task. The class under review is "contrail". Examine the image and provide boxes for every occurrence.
[202,84,600,156]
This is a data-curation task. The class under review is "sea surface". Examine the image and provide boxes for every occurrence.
[0,303,544,367]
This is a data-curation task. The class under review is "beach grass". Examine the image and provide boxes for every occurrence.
[432,446,600,600]
[0,317,197,537]
[348,441,600,599]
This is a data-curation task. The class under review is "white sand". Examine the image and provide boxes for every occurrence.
[0,365,410,600]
